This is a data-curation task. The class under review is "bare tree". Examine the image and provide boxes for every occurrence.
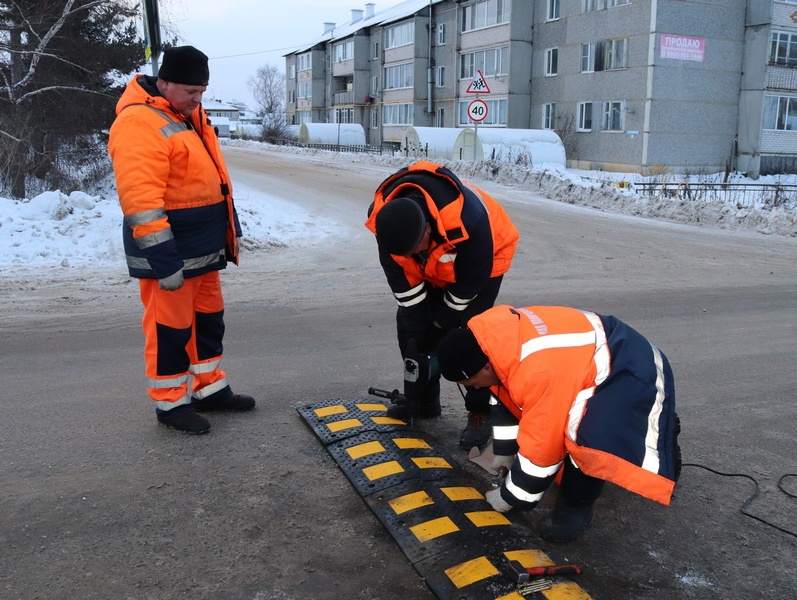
[555,110,579,165]
[247,64,287,143]
[0,0,140,197]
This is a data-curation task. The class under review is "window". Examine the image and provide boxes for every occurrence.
[298,82,312,98]
[288,90,295,104]
[289,65,296,79]
[297,53,311,71]
[297,110,311,124]
[385,22,414,49]
[371,109,379,129]
[371,76,379,96]
[608,0,629,6]
[545,48,558,76]
[372,41,380,60]
[763,95,797,130]
[577,102,593,131]
[547,0,560,20]
[383,103,413,125]
[458,98,507,125]
[543,103,556,129]
[436,107,445,127]
[461,0,510,32]
[334,107,353,124]
[602,101,624,131]
[583,0,605,12]
[770,31,797,67]
[438,23,446,45]
[437,66,446,87]
[580,43,595,72]
[384,63,413,90]
[460,46,509,78]
[606,37,628,69]
[333,40,354,63]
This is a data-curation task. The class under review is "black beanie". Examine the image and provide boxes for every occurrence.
[375,197,427,256]
[438,327,489,382]
[158,46,210,86]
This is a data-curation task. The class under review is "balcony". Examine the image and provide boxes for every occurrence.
[334,90,355,105]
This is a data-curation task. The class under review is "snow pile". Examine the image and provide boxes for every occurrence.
[225,139,797,238]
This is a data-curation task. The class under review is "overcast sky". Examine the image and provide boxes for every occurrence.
[148,0,379,110]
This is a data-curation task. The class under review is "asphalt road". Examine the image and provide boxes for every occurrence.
[1,146,795,600]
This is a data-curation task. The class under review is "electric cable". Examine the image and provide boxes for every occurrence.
[682,463,797,539]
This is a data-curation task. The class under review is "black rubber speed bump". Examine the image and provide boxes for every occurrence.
[298,399,593,600]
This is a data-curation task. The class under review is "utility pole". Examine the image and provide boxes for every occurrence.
[142,0,162,75]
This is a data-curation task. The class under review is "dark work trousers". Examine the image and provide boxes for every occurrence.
[560,455,606,506]
[396,275,504,414]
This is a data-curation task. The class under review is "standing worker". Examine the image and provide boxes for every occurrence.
[108,46,255,434]
[436,304,681,542]
[365,161,519,450]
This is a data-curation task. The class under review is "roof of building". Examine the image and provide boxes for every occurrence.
[284,0,444,57]
[203,99,240,112]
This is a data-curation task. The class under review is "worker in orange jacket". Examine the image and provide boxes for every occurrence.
[108,46,255,434]
[365,161,519,450]
[437,305,681,542]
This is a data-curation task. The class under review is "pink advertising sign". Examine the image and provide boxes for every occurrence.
[660,34,705,62]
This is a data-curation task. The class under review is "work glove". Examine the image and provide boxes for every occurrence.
[485,488,513,513]
[158,269,184,291]
[492,454,516,473]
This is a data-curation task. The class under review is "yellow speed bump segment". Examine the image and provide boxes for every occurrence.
[298,400,594,600]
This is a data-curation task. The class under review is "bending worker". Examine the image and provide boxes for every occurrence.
[365,161,519,450]
[436,304,681,542]
[108,46,255,434]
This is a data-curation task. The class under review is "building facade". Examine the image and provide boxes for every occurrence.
[284,0,797,177]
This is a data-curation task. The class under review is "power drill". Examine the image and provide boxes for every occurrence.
[369,338,440,413]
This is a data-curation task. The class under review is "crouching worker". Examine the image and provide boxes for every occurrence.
[436,304,681,542]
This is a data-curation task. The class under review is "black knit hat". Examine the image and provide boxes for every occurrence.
[375,197,428,256]
[158,46,210,86]
[438,327,489,382]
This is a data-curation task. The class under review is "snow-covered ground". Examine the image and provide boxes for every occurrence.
[0,142,794,276]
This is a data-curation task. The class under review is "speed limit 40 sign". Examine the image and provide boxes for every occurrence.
[467,99,489,122]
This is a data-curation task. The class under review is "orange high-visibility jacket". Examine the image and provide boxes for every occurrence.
[108,75,240,280]
[365,161,519,331]
[469,305,679,507]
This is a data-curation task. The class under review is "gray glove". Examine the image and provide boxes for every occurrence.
[485,488,513,513]
[491,454,516,473]
[158,269,184,291]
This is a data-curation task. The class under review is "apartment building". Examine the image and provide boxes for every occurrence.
[284,0,797,176]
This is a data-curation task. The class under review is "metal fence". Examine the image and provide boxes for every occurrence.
[631,181,797,209]
[275,139,400,155]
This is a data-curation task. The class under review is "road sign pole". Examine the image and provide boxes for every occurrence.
[474,95,478,160]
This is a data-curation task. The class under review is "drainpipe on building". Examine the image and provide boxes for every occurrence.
[427,0,433,116]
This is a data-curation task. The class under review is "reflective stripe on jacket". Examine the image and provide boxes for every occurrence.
[468,305,679,507]
[365,161,519,330]
[108,75,241,280]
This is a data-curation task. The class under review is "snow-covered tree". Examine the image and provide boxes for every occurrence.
[247,63,287,143]
[0,0,142,198]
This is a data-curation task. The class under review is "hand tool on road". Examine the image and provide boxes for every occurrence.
[508,559,582,585]
[369,338,439,414]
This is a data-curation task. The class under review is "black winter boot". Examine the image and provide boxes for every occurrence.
[540,496,595,543]
[157,404,211,434]
[458,411,492,450]
[193,392,256,412]
[386,393,441,420]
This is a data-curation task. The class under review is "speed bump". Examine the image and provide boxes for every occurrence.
[298,398,593,600]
